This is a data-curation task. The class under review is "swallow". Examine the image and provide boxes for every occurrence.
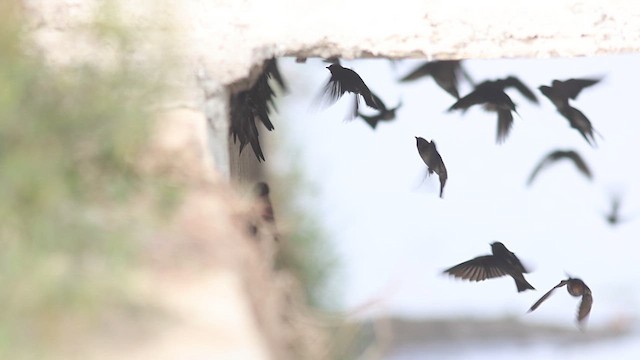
[539,78,602,147]
[448,79,522,144]
[415,137,448,198]
[527,149,592,186]
[443,242,535,292]
[249,182,279,241]
[323,63,381,119]
[357,92,402,129]
[528,277,593,326]
[604,193,630,226]
[318,63,382,120]
[230,58,286,162]
[399,60,471,99]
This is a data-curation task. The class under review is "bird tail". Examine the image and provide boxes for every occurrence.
[515,278,535,292]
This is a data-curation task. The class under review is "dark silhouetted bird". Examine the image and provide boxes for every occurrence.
[443,242,535,292]
[528,277,593,326]
[399,60,471,99]
[604,193,630,226]
[415,137,448,198]
[357,92,402,129]
[230,58,286,162]
[539,78,601,147]
[249,182,279,241]
[527,150,592,186]
[448,77,531,144]
[319,63,381,120]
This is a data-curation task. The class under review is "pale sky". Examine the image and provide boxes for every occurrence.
[273,55,640,334]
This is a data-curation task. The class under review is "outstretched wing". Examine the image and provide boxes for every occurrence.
[504,76,538,104]
[443,255,507,282]
[577,291,593,323]
[528,281,567,313]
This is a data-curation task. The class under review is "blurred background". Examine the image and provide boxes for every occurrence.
[268,55,640,358]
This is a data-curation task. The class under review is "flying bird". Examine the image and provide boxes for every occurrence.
[539,78,602,147]
[415,137,448,198]
[604,193,630,226]
[399,60,472,99]
[528,277,593,326]
[357,92,402,129]
[230,58,286,162]
[527,150,592,186]
[443,242,535,293]
[448,77,528,144]
[319,63,382,120]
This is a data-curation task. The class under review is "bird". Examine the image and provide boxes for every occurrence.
[357,92,402,129]
[319,63,382,120]
[448,77,529,144]
[528,277,593,326]
[604,193,629,226]
[527,149,592,186]
[443,242,535,292]
[415,137,448,198]
[249,182,279,241]
[399,60,471,99]
[230,58,286,162]
[539,78,602,147]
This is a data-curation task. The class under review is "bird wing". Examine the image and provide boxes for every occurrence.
[357,112,381,129]
[496,108,514,144]
[448,90,485,111]
[443,255,508,282]
[504,76,538,103]
[528,281,567,312]
[578,291,593,323]
[561,78,601,99]
[399,61,436,82]
[527,153,556,186]
[566,151,593,179]
[319,77,346,108]
[562,106,597,147]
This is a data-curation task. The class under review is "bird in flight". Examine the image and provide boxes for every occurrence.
[357,92,402,129]
[399,60,473,99]
[448,76,535,144]
[539,78,602,147]
[230,58,286,162]
[443,242,535,292]
[318,63,382,120]
[415,137,448,198]
[527,149,592,186]
[528,277,593,327]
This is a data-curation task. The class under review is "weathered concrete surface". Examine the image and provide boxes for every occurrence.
[25,0,640,89]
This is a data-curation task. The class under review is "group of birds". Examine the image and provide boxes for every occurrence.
[312,59,607,202]
[230,57,618,328]
[443,241,592,326]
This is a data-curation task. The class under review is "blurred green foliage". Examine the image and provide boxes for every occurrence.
[0,2,169,358]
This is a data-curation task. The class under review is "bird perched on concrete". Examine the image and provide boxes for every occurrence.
[399,60,472,99]
[527,149,592,186]
[443,242,535,293]
[319,63,382,120]
[448,76,536,144]
[528,277,593,326]
[357,92,402,129]
[539,78,601,147]
[230,58,286,162]
[415,137,448,198]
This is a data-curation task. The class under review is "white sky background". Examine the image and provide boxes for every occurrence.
[272,55,640,337]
